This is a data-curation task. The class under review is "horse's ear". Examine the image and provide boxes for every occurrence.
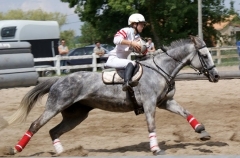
[189,35,197,45]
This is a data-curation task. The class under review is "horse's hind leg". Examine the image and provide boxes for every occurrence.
[160,99,211,141]
[49,103,93,154]
[10,107,61,155]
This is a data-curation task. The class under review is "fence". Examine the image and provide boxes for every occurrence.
[34,46,239,76]
[34,53,105,76]
[209,47,239,65]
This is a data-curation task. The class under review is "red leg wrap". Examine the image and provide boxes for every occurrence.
[15,130,33,152]
[187,114,200,130]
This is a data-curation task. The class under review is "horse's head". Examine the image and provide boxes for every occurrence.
[189,35,219,82]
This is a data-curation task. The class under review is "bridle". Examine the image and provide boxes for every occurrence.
[190,45,216,78]
[139,42,216,87]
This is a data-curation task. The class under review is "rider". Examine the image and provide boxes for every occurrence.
[105,13,147,91]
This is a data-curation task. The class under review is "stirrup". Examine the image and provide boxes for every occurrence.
[122,82,132,91]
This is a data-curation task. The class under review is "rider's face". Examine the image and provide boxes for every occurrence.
[136,22,145,33]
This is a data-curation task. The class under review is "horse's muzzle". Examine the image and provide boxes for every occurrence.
[206,68,219,82]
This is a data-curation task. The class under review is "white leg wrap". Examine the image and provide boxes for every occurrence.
[149,132,160,152]
[53,139,64,154]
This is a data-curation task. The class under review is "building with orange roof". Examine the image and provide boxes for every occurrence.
[213,15,240,46]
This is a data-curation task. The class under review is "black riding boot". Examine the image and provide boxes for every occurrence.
[122,63,135,91]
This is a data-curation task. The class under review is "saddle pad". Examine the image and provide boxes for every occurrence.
[102,64,143,84]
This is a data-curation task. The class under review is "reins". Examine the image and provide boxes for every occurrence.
[136,52,176,93]
[138,50,182,85]
[137,43,215,91]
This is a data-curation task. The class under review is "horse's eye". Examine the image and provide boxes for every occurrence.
[202,55,208,59]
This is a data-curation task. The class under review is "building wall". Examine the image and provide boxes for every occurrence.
[218,25,240,46]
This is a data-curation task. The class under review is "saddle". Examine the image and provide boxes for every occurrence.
[102,63,144,115]
[102,63,143,85]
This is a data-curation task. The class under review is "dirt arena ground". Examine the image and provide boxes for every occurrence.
[0,66,239,157]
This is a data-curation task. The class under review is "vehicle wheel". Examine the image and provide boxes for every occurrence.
[37,71,43,77]
[63,63,71,74]
[64,69,70,74]
[41,70,55,77]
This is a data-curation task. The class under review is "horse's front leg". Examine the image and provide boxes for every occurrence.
[160,98,210,140]
[143,103,165,155]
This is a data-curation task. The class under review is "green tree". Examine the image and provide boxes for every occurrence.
[227,1,240,41]
[62,0,131,44]
[60,30,76,49]
[0,9,66,27]
[61,0,230,47]
[78,22,99,46]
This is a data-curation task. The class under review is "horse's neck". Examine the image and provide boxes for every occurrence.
[154,45,193,79]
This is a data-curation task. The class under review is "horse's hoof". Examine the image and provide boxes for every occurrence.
[153,150,165,155]
[200,130,211,141]
[2,146,16,155]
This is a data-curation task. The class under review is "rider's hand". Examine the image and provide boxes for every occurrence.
[131,41,141,53]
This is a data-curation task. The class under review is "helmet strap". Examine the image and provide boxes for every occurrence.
[130,23,139,34]
[135,23,139,34]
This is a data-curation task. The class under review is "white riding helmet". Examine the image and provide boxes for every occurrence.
[128,13,146,25]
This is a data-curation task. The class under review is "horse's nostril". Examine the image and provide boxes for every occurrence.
[214,75,220,82]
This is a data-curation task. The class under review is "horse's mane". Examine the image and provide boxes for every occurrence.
[138,38,193,61]
[164,38,192,50]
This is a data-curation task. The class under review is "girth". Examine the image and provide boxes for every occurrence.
[127,87,144,115]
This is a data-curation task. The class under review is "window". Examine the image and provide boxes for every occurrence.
[84,47,93,55]
[73,48,85,56]
[103,44,114,51]
[1,26,16,37]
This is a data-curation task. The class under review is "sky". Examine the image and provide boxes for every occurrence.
[0,0,239,36]
[224,0,240,11]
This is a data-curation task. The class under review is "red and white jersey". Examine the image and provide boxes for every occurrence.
[109,27,140,59]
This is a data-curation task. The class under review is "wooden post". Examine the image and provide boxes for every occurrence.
[56,55,61,75]
[216,47,221,64]
[92,53,97,72]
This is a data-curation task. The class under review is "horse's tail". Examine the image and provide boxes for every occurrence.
[0,77,59,130]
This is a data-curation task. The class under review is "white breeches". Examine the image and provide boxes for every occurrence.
[105,56,136,69]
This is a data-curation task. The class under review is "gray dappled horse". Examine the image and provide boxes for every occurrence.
[1,36,219,156]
